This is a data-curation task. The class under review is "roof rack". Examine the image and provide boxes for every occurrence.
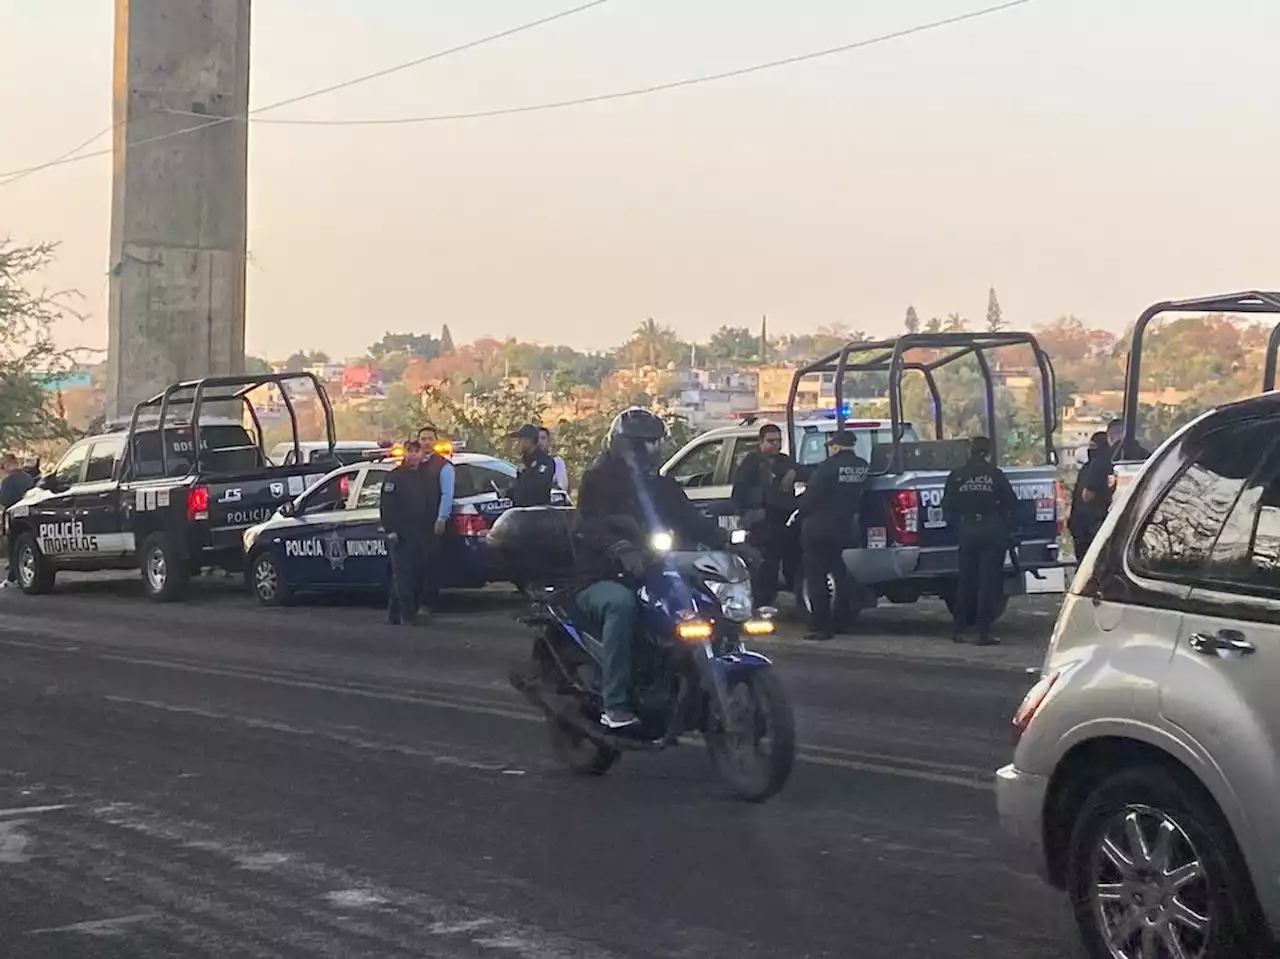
[786,331,1058,471]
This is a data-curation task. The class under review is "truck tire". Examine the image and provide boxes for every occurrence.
[13,533,55,595]
[140,532,189,602]
[248,549,291,607]
[797,573,863,628]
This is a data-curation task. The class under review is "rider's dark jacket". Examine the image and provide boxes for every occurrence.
[572,451,727,583]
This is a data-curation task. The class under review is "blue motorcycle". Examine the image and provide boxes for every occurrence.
[492,508,796,802]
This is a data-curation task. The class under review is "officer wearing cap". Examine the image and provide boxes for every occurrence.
[941,435,1017,646]
[507,424,556,507]
[797,430,869,641]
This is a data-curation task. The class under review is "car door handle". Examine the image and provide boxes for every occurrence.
[1188,629,1256,656]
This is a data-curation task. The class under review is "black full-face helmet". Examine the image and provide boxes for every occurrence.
[607,407,669,473]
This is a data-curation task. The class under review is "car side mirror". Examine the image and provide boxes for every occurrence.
[280,500,296,517]
[39,475,68,493]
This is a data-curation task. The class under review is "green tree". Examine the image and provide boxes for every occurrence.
[904,305,920,335]
[368,332,440,361]
[925,316,944,334]
[245,355,271,375]
[705,325,758,363]
[944,313,969,332]
[985,288,1005,332]
[439,324,456,355]
[0,241,79,450]
[418,382,548,456]
[619,318,686,369]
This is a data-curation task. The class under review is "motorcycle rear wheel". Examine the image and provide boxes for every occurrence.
[705,670,796,802]
[547,717,620,776]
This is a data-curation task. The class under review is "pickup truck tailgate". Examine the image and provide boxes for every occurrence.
[202,468,329,531]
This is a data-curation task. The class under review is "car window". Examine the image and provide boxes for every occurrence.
[668,439,724,488]
[133,425,259,478]
[52,443,90,485]
[455,461,517,498]
[297,470,357,515]
[727,438,758,481]
[354,470,387,510]
[1197,437,1280,592]
[1132,419,1279,580]
[795,428,895,467]
[85,437,125,483]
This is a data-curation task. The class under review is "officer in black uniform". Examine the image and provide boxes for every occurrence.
[730,423,796,608]
[507,424,556,507]
[797,430,868,641]
[941,436,1017,646]
[380,440,430,625]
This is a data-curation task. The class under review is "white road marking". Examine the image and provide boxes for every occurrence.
[26,913,155,937]
[0,804,70,818]
[325,888,388,908]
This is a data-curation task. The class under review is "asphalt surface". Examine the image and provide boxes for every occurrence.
[0,574,1079,959]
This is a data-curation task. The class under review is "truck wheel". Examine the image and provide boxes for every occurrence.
[941,588,1008,626]
[797,574,863,628]
[13,533,55,595]
[248,549,291,607]
[140,532,189,602]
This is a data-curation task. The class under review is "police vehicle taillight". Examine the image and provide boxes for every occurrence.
[188,486,210,522]
[451,513,487,537]
[890,489,919,546]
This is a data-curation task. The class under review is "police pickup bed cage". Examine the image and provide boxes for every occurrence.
[782,330,1068,624]
[1110,291,1280,500]
[5,371,342,603]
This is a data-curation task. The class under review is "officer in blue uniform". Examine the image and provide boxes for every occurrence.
[415,426,455,616]
[380,440,429,625]
[506,425,556,507]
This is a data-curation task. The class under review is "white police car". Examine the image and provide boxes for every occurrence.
[241,448,569,605]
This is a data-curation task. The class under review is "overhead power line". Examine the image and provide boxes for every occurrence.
[0,122,120,187]
[0,0,616,185]
[187,0,1043,128]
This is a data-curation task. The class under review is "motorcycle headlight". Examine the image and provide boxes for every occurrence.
[650,530,674,553]
[707,579,753,622]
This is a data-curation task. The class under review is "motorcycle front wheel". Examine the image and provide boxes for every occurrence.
[705,670,796,802]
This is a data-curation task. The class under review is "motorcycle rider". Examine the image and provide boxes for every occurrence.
[573,407,733,730]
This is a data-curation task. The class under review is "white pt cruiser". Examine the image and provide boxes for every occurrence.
[998,390,1280,959]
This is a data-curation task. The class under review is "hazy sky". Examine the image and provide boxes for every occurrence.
[3,0,1279,361]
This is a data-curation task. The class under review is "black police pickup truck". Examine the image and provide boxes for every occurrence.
[5,372,344,602]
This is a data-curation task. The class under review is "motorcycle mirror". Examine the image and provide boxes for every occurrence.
[729,528,748,545]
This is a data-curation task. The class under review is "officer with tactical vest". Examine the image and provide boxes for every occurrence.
[941,436,1017,646]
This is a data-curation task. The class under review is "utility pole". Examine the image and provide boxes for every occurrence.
[106,0,251,420]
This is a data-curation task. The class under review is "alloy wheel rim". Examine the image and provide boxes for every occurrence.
[18,545,36,586]
[147,548,167,589]
[254,557,277,600]
[1090,804,1211,959]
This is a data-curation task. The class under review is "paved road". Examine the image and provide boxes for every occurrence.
[0,577,1078,958]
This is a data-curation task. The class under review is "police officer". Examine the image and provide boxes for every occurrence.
[941,436,1017,646]
[380,440,430,625]
[731,423,796,608]
[798,431,868,641]
[507,424,556,507]
[415,426,456,616]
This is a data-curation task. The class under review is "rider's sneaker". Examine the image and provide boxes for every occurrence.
[601,708,639,730]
